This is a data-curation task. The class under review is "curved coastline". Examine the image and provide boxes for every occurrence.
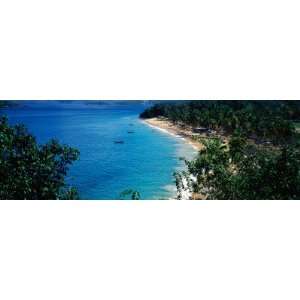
[140,117,200,200]
[141,117,203,151]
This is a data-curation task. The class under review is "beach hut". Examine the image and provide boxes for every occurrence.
[192,127,209,134]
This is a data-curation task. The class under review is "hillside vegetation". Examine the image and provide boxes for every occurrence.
[141,101,300,199]
[140,101,300,145]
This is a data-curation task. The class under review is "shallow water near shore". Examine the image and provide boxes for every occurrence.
[2,101,197,199]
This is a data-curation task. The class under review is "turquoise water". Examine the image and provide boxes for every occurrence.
[2,101,197,199]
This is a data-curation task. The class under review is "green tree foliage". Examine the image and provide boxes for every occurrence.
[0,101,18,108]
[176,137,300,200]
[0,101,8,108]
[0,116,80,199]
[119,189,141,200]
[140,101,300,145]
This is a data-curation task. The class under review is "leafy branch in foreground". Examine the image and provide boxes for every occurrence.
[0,116,80,199]
[175,136,300,200]
[119,189,141,200]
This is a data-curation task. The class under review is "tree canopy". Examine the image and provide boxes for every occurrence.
[0,116,79,199]
[140,100,300,200]
[140,101,300,145]
[175,136,300,200]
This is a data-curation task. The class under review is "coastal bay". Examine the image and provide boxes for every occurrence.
[1,101,196,199]
[2,100,300,200]
[142,117,204,151]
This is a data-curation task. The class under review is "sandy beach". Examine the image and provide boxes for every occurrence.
[142,117,204,151]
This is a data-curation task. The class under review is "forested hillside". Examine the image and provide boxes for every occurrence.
[140,101,300,145]
[141,101,300,199]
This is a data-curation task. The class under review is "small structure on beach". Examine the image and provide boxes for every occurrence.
[192,127,209,134]
[192,127,216,135]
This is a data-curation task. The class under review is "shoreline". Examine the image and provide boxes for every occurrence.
[141,117,202,200]
[141,117,204,151]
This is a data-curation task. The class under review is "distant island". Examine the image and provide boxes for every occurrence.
[1,100,194,200]
[0,101,19,108]
[1,100,300,200]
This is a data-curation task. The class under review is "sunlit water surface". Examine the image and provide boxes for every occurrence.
[2,101,197,199]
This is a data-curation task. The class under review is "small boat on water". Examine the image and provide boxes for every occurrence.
[127,131,134,134]
[114,140,124,144]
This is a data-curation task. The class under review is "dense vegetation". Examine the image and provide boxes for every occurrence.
[0,116,79,200]
[0,101,8,108]
[2,100,300,200]
[0,101,20,108]
[141,101,300,199]
[175,136,300,200]
[140,101,300,145]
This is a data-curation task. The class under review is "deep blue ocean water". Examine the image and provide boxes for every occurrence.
[2,101,197,199]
